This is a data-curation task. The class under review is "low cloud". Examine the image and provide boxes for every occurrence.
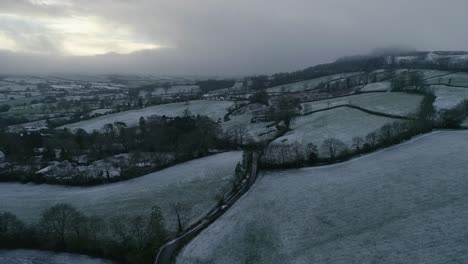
[1,0,468,76]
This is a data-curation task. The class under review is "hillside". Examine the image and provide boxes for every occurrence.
[0,152,241,233]
[177,131,468,264]
[2,50,468,264]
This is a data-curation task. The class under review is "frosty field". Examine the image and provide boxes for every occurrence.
[430,85,468,111]
[177,131,468,264]
[359,81,391,92]
[0,152,241,232]
[272,107,402,156]
[221,113,277,143]
[0,250,113,264]
[301,92,423,117]
[462,117,468,128]
[59,100,234,132]
[426,72,468,86]
[266,72,362,93]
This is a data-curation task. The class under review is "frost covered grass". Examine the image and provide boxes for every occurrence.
[221,103,277,143]
[426,72,468,86]
[0,249,114,264]
[430,85,468,111]
[58,100,234,132]
[177,131,468,264]
[272,107,402,156]
[301,92,423,117]
[221,113,277,143]
[462,117,468,128]
[87,108,114,116]
[266,72,362,93]
[419,69,452,80]
[360,81,391,92]
[0,152,241,232]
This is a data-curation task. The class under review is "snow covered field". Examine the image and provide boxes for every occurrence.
[426,72,468,86]
[0,152,241,232]
[177,131,468,264]
[221,103,277,143]
[430,85,468,111]
[58,100,234,132]
[301,92,422,116]
[0,250,113,264]
[419,69,452,80]
[0,84,36,92]
[272,107,402,156]
[87,108,114,116]
[266,72,362,93]
[221,113,277,143]
[360,81,391,92]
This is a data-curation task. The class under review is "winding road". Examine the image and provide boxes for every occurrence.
[154,152,260,264]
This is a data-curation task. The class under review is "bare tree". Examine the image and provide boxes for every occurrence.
[114,121,127,135]
[228,124,248,146]
[378,124,394,144]
[0,212,25,240]
[85,215,105,243]
[102,123,115,135]
[352,137,364,151]
[39,203,83,246]
[366,132,378,148]
[182,108,192,117]
[147,206,167,247]
[306,143,319,162]
[321,138,347,160]
[171,203,184,235]
[110,215,133,248]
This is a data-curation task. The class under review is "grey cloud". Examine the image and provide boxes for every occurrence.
[0,0,74,18]
[1,0,468,76]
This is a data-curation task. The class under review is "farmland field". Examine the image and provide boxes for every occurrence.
[301,92,423,117]
[58,100,234,132]
[426,72,468,86]
[266,72,362,93]
[177,131,468,264]
[430,85,468,111]
[360,81,391,92]
[0,249,114,264]
[419,69,453,80]
[221,113,277,143]
[0,152,241,232]
[271,107,403,156]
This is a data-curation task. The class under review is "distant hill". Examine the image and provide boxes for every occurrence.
[251,51,468,89]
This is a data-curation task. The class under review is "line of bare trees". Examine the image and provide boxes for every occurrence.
[0,204,167,264]
[261,90,437,168]
[261,117,433,168]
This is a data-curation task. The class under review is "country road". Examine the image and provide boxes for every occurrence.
[154,152,260,264]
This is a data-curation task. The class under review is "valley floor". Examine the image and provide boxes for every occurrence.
[0,151,241,233]
[177,130,468,264]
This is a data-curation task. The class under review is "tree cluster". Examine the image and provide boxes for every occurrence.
[197,80,236,93]
[391,70,425,91]
[266,96,302,128]
[0,204,167,264]
[0,115,232,185]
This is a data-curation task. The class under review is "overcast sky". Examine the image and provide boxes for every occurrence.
[1,0,468,76]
